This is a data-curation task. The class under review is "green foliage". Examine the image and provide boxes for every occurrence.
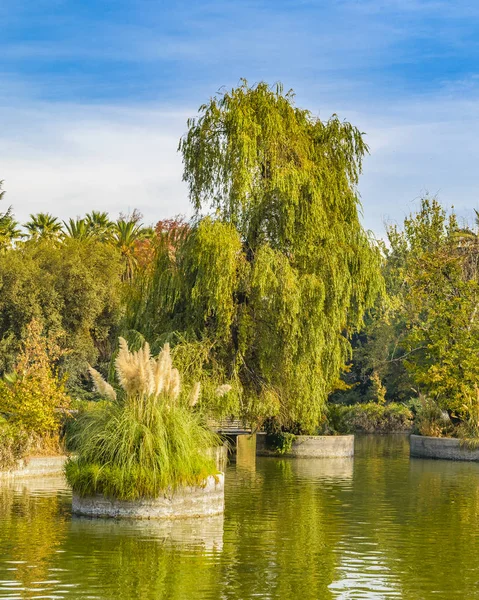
[63,398,110,452]
[112,218,153,281]
[170,337,241,419]
[456,387,479,447]
[412,394,453,438]
[389,197,479,416]
[0,181,21,250]
[0,319,70,437]
[63,218,91,240]
[66,338,220,500]
[327,402,413,434]
[24,213,63,240]
[369,371,387,405]
[0,238,124,385]
[21,207,152,281]
[264,432,296,455]
[336,196,479,424]
[262,417,299,453]
[129,81,383,432]
[331,250,415,407]
[0,421,29,469]
[65,403,218,500]
[84,211,115,241]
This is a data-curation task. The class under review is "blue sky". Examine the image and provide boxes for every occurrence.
[1,0,479,236]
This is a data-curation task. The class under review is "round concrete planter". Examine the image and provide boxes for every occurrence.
[410,434,479,461]
[0,455,68,479]
[206,444,228,470]
[256,433,354,458]
[71,473,225,519]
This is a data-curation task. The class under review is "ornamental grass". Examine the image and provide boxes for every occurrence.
[65,338,220,501]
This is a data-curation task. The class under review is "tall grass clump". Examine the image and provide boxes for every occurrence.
[0,419,29,469]
[457,386,479,449]
[65,338,220,500]
[412,394,453,438]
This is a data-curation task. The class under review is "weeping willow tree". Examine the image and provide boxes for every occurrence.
[129,81,383,431]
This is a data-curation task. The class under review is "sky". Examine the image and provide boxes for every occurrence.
[1,0,479,237]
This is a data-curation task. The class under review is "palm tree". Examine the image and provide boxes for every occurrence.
[113,219,152,280]
[0,181,22,249]
[24,213,63,241]
[63,217,91,240]
[85,211,114,241]
[0,212,22,249]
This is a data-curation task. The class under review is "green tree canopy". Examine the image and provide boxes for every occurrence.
[0,239,124,387]
[0,181,21,250]
[386,197,479,416]
[129,81,383,431]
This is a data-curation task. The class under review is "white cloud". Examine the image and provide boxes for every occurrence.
[357,96,479,234]
[2,91,479,239]
[0,103,193,227]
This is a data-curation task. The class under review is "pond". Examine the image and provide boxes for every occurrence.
[1,434,479,599]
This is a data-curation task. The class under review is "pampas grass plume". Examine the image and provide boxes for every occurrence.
[215,384,232,397]
[189,382,201,407]
[88,366,117,401]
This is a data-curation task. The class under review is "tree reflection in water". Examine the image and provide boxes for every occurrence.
[1,436,479,599]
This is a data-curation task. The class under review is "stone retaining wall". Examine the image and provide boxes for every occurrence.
[72,473,225,519]
[410,434,479,461]
[0,455,68,479]
[256,433,354,458]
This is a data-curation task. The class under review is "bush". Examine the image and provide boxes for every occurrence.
[0,422,29,469]
[455,387,479,448]
[412,394,453,437]
[65,338,221,500]
[0,320,70,438]
[327,402,413,434]
[264,432,296,454]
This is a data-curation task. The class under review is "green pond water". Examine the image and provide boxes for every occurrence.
[1,434,479,599]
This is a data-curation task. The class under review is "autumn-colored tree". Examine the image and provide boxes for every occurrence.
[0,319,70,438]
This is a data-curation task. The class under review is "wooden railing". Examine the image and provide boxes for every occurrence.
[208,418,252,433]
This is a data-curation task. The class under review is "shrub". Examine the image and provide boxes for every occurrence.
[0,320,70,440]
[65,338,220,500]
[327,402,413,434]
[456,387,479,448]
[412,394,452,437]
[264,432,296,454]
[0,421,29,469]
[369,371,387,405]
